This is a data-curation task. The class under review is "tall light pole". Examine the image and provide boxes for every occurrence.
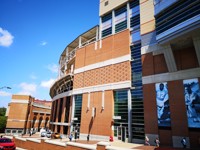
[0,86,12,90]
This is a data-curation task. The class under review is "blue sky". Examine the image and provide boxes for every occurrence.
[0,0,99,107]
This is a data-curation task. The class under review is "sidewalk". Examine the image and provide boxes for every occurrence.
[110,140,155,150]
[60,138,155,150]
[12,134,156,150]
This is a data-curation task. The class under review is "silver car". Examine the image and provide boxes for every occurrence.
[46,132,52,138]
[41,131,47,137]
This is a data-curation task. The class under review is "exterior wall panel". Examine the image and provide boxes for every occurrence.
[153,54,168,74]
[142,52,154,76]
[75,29,130,71]
[113,30,130,58]
[74,61,131,89]
[141,31,157,47]
[80,91,113,136]
[99,0,128,16]
[168,80,188,136]
[75,47,86,69]
[143,83,158,134]
[140,0,155,35]
[6,121,26,129]
[173,47,199,70]
[141,20,155,35]
[159,129,172,147]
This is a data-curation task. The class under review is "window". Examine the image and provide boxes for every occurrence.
[114,90,128,123]
[114,90,129,138]
[74,95,82,126]
[130,0,140,28]
[131,29,141,43]
[115,6,127,33]
[104,1,108,6]
[102,13,112,37]
[156,0,200,35]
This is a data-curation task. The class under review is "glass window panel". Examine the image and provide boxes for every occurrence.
[115,12,127,24]
[130,6,140,18]
[131,30,141,43]
[102,19,112,31]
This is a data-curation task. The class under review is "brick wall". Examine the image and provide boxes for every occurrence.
[13,137,112,150]
[80,90,114,136]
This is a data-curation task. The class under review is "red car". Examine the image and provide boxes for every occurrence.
[0,138,16,150]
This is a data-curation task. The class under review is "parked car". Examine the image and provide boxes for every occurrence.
[46,132,52,138]
[0,138,16,150]
[41,131,47,137]
[51,132,61,139]
[40,128,46,137]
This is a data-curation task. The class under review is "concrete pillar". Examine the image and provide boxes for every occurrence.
[70,96,75,133]
[99,17,102,49]
[95,27,99,50]
[35,114,39,131]
[52,101,56,122]
[127,2,130,29]
[56,99,60,123]
[61,97,66,123]
[128,89,132,142]
[163,45,177,72]
[112,10,115,34]
[79,36,82,48]
[60,97,66,134]
[193,36,200,66]
[66,47,68,61]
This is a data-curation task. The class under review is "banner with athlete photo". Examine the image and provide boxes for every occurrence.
[183,78,200,128]
[155,82,171,127]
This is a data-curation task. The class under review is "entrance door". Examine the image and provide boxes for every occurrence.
[121,127,126,142]
[74,126,80,139]
[117,126,126,142]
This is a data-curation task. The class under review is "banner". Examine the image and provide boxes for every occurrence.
[155,82,171,127]
[183,78,200,128]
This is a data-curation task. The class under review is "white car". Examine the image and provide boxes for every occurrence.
[40,128,46,137]
[46,132,52,138]
[41,131,47,137]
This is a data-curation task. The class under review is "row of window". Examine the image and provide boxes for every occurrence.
[101,0,140,38]
[156,0,200,35]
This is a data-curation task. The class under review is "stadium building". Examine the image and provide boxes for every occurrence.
[49,0,200,148]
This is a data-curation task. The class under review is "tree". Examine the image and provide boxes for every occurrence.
[0,107,6,116]
[0,107,7,133]
[0,116,7,133]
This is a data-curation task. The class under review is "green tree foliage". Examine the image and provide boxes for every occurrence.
[0,107,7,133]
[0,107,6,116]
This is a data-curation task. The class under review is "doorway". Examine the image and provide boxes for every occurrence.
[117,126,126,142]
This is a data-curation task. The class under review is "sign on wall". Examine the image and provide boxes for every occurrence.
[155,82,171,127]
[183,78,200,128]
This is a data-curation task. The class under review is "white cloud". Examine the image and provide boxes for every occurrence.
[0,27,14,47]
[30,74,37,80]
[40,78,56,88]
[47,64,58,73]
[40,41,47,46]
[0,91,11,97]
[18,82,37,95]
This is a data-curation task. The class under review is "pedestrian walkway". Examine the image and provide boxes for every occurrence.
[110,140,155,149]
[12,134,155,150]
[59,138,155,150]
